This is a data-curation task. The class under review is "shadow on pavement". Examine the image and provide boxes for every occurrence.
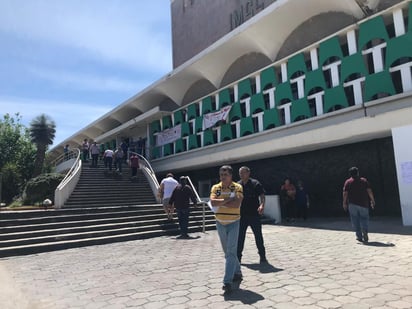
[273,217,412,236]
[242,262,283,274]
[224,288,264,304]
[363,241,395,247]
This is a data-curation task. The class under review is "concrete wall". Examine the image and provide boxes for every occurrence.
[177,137,401,218]
[171,0,277,68]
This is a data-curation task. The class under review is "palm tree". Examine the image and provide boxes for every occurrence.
[30,114,56,177]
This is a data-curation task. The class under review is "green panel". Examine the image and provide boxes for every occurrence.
[218,88,231,109]
[203,129,215,146]
[318,36,343,66]
[111,140,116,149]
[358,15,389,50]
[275,81,293,104]
[263,108,280,130]
[287,53,307,79]
[323,86,349,112]
[173,110,184,125]
[260,66,277,90]
[238,78,252,100]
[150,120,161,135]
[195,116,204,132]
[220,123,233,142]
[291,98,311,122]
[151,146,161,159]
[181,121,191,137]
[187,103,198,120]
[364,71,396,102]
[175,139,185,153]
[162,115,172,130]
[385,32,412,69]
[250,93,266,114]
[228,101,242,121]
[340,53,368,83]
[201,96,214,115]
[240,116,254,137]
[305,68,326,96]
[163,143,172,156]
[188,134,199,150]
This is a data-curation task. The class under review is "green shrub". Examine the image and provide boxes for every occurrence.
[1,163,22,204]
[23,173,65,205]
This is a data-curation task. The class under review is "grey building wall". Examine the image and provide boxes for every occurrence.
[171,0,277,68]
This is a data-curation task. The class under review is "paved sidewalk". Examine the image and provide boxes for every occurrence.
[1,217,412,309]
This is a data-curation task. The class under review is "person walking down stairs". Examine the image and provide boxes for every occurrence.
[129,154,139,182]
[103,149,114,171]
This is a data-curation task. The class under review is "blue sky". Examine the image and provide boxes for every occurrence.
[0,0,172,146]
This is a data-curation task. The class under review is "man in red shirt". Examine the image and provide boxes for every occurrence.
[343,167,376,242]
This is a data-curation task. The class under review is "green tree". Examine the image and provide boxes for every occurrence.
[30,114,56,177]
[0,113,36,203]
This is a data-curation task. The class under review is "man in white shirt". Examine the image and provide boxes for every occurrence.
[158,173,178,221]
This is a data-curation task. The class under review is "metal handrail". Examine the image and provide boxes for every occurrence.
[185,176,209,233]
[128,152,160,202]
[54,149,82,208]
[50,148,79,167]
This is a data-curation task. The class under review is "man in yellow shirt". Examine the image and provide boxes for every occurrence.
[210,165,243,294]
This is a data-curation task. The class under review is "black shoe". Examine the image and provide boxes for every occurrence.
[222,283,232,294]
[356,237,363,242]
[260,257,268,264]
[363,232,369,243]
[233,273,243,282]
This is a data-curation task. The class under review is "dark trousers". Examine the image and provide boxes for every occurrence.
[237,215,266,262]
[131,167,138,177]
[91,154,99,167]
[176,208,190,236]
[104,157,113,170]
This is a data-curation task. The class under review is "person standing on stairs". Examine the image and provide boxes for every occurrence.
[90,142,100,168]
[158,173,178,221]
[114,147,124,174]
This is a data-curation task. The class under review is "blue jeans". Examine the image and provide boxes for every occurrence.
[348,203,369,239]
[176,208,190,236]
[216,220,241,284]
[237,215,266,262]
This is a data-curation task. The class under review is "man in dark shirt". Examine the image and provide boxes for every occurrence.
[169,176,197,239]
[237,166,267,264]
[343,167,376,242]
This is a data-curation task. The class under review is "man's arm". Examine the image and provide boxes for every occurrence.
[258,193,265,215]
[342,191,348,211]
[367,188,375,209]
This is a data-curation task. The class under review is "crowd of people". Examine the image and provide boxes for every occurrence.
[64,140,376,296]
[63,139,143,179]
[163,165,375,295]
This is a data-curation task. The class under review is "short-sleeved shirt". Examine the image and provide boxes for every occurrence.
[238,178,265,217]
[210,181,243,225]
[160,177,179,199]
[343,177,371,208]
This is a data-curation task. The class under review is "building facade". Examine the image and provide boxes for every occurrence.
[51,0,412,219]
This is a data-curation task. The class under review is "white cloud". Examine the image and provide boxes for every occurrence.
[0,0,172,73]
[0,96,114,146]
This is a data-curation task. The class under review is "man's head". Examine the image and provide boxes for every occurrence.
[219,165,233,185]
[239,166,250,183]
[349,167,359,178]
[179,176,188,186]
[166,173,174,178]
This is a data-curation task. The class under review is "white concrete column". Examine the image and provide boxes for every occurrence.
[307,91,324,116]
[278,102,292,125]
[390,63,412,93]
[263,87,276,109]
[392,125,412,226]
[344,77,365,105]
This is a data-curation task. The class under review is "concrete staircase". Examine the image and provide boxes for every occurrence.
[64,162,156,207]
[0,162,216,257]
